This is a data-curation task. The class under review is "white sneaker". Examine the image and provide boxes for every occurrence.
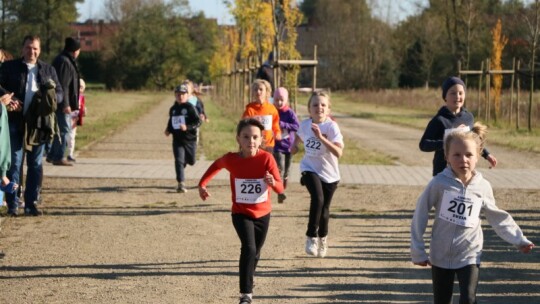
[305,237,318,256]
[318,237,328,258]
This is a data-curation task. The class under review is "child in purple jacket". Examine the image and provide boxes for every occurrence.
[273,87,300,203]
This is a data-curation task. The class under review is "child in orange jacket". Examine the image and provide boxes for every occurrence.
[242,79,281,152]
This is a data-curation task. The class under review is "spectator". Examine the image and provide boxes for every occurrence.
[48,37,81,166]
[0,35,63,216]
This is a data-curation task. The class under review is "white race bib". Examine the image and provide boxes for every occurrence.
[172,115,186,130]
[234,178,268,204]
[255,115,272,130]
[281,129,289,139]
[304,136,324,157]
[439,190,482,227]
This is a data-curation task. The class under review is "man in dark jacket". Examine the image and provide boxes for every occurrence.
[0,35,63,216]
[48,37,81,166]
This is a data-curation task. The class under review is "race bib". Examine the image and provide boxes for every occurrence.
[439,190,482,227]
[234,178,268,204]
[304,136,324,157]
[281,129,289,139]
[255,115,272,130]
[172,115,186,130]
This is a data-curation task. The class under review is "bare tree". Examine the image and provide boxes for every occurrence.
[524,0,540,131]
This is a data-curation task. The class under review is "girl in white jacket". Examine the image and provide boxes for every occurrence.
[410,122,534,304]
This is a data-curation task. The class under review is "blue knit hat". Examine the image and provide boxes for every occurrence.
[442,77,466,100]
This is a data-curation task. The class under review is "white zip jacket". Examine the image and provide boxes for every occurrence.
[411,167,531,269]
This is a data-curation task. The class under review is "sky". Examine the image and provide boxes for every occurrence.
[76,0,422,25]
[76,0,235,24]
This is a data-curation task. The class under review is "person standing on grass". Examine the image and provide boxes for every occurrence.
[0,35,63,216]
[49,37,81,166]
[419,76,497,176]
[164,83,201,193]
[272,87,299,204]
[198,118,283,304]
[411,123,534,304]
[292,91,344,258]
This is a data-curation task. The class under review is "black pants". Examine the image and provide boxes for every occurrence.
[172,140,196,182]
[432,264,480,304]
[301,171,338,238]
[232,213,271,294]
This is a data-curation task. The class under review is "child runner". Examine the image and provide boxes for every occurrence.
[420,76,497,176]
[411,123,534,304]
[242,79,281,152]
[292,91,344,258]
[272,87,299,203]
[67,78,86,162]
[164,84,201,193]
[198,118,283,304]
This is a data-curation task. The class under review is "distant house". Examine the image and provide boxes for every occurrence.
[69,19,119,52]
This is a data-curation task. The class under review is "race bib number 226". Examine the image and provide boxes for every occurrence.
[234,178,268,204]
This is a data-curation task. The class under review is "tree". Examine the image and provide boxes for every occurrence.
[101,0,211,90]
[523,0,540,131]
[0,0,81,60]
[15,0,82,59]
[490,18,508,122]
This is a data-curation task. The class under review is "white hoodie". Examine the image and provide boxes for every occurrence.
[411,167,531,269]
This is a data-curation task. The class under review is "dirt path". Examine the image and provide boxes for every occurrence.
[1,97,539,303]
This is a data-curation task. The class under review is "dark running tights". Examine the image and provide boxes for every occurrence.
[232,213,270,294]
[432,264,480,304]
[301,171,338,238]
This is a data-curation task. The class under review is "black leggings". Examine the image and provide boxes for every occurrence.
[301,171,338,238]
[232,213,271,294]
[432,264,480,304]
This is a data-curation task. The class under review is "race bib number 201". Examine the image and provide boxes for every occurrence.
[234,178,268,204]
[439,190,482,228]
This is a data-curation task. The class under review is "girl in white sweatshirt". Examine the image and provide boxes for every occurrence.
[411,122,534,304]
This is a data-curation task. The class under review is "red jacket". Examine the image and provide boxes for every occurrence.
[199,150,283,218]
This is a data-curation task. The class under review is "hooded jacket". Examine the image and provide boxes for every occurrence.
[410,167,532,269]
[419,106,490,176]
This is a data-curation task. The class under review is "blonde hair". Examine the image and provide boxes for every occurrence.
[307,90,331,109]
[444,122,488,156]
[251,79,272,101]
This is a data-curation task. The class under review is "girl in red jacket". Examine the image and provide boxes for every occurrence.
[198,118,283,304]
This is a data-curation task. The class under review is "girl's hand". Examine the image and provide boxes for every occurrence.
[164,130,170,136]
[199,186,210,201]
[311,123,322,139]
[486,154,498,169]
[180,124,187,131]
[413,260,431,267]
[1,176,10,186]
[520,243,534,254]
[264,171,274,187]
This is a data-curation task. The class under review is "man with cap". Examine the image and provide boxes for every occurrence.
[419,76,498,176]
[48,37,81,166]
[0,35,63,216]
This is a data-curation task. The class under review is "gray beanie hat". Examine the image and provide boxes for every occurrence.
[442,77,466,100]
